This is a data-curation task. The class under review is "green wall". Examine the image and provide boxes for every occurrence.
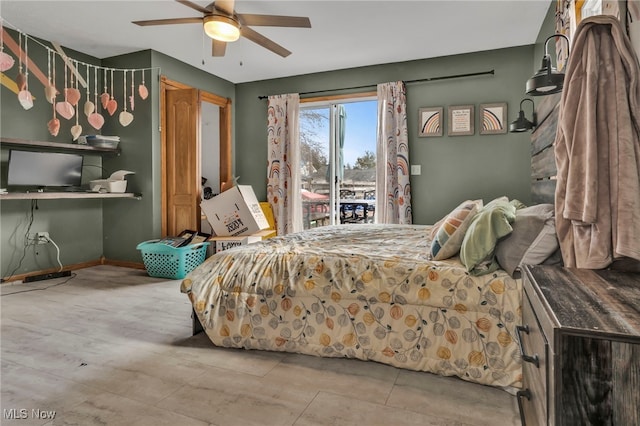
[1,34,234,278]
[236,45,535,225]
[1,4,553,278]
[98,50,236,262]
[1,33,106,278]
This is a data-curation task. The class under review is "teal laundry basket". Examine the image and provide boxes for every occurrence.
[136,240,209,279]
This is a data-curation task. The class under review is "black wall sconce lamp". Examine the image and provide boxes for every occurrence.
[526,34,570,96]
[509,98,537,132]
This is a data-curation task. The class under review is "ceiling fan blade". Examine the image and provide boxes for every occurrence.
[213,0,235,15]
[176,0,210,15]
[239,14,311,28]
[132,17,203,26]
[212,39,227,57]
[241,26,291,57]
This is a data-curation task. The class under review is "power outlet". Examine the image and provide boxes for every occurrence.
[28,232,50,245]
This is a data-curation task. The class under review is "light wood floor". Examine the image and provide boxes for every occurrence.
[1,265,521,426]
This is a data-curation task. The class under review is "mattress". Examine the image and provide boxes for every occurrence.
[181,224,523,388]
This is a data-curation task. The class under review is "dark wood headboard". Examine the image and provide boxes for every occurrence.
[531,93,562,204]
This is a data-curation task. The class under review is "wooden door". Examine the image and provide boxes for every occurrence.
[165,88,200,236]
[161,76,232,237]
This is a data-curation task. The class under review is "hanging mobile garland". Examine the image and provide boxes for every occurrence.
[17,32,33,110]
[47,52,60,136]
[138,68,148,100]
[119,69,133,126]
[100,67,109,109]
[3,20,158,136]
[83,63,94,117]
[129,69,135,111]
[44,48,56,103]
[70,60,83,140]
[88,64,104,130]
[66,59,81,106]
[15,31,26,91]
[55,53,74,120]
[106,68,117,116]
[0,19,16,71]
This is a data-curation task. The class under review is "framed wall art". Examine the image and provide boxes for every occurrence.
[418,107,443,137]
[448,105,474,136]
[480,102,507,135]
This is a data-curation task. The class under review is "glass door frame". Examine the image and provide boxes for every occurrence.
[300,93,377,227]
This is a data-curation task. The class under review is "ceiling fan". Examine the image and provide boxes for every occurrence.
[132,0,311,57]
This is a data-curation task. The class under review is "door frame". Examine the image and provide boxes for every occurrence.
[160,76,232,236]
[299,92,377,227]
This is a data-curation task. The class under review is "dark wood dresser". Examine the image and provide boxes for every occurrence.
[517,265,640,425]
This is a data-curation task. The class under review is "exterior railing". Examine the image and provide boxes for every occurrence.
[302,199,375,229]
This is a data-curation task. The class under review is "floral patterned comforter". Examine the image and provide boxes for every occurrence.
[180,224,523,388]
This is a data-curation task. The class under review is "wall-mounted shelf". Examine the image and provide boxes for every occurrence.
[0,192,141,200]
[0,137,139,201]
[0,137,121,155]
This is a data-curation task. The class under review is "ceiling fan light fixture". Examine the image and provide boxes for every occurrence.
[204,15,240,42]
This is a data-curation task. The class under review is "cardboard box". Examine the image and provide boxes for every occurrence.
[259,202,276,231]
[201,185,270,236]
[212,235,262,253]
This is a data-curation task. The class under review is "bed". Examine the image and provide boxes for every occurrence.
[180,194,564,389]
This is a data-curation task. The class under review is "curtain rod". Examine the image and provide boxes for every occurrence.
[257,69,495,100]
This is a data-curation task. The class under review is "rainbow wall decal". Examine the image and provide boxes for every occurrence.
[482,107,504,131]
[419,107,443,136]
[422,111,441,134]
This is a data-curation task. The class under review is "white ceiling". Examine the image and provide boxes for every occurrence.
[1,1,551,84]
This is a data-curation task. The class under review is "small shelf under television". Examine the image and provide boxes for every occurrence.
[0,137,139,200]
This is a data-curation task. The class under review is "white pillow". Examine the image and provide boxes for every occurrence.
[495,204,559,276]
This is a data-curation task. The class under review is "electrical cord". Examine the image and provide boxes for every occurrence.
[82,163,108,177]
[2,200,64,281]
[0,272,77,296]
[44,235,64,272]
[2,200,36,281]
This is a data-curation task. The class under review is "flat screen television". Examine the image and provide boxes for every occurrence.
[7,150,83,189]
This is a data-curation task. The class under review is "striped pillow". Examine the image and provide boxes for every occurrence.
[430,200,482,260]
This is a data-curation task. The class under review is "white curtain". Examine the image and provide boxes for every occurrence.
[376,81,412,224]
[266,94,302,235]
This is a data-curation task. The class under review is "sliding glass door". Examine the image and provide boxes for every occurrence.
[299,97,377,229]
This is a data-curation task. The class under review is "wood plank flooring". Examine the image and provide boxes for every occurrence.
[1,265,520,426]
